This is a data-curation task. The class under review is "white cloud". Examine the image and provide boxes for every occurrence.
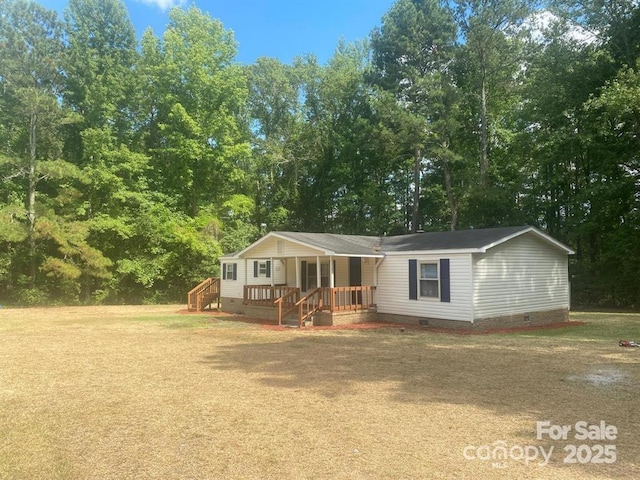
[136,0,185,11]
[522,10,599,47]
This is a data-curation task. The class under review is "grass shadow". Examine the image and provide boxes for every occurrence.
[201,327,640,475]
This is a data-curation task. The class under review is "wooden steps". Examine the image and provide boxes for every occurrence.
[187,278,221,311]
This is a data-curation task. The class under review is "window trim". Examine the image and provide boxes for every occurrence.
[258,261,268,276]
[253,260,271,278]
[409,258,451,302]
[223,262,237,281]
[419,262,439,299]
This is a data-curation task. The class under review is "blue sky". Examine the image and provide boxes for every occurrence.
[41,0,396,64]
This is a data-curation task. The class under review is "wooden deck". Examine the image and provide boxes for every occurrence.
[243,285,300,307]
[244,285,377,326]
[189,280,376,326]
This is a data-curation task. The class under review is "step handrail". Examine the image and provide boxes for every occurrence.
[296,288,323,327]
[274,289,301,325]
[187,277,220,311]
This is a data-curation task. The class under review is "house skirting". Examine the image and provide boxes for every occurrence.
[221,297,245,314]
[221,297,377,326]
[378,308,569,331]
[471,308,569,331]
[311,311,378,326]
[221,297,280,322]
[221,297,568,330]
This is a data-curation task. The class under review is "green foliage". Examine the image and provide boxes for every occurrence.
[0,0,639,307]
[0,204,28,243]
[11,285,51,307]
[139,6,251,216]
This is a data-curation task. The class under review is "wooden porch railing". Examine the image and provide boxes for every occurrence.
[326,286,376,312]
[187,277,220,311]
[273,286,376,326]
[244,285,300,307]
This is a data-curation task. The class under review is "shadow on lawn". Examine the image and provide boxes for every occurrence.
[201,331,640,475]
[202,331,638,413]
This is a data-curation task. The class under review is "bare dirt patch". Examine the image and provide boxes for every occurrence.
[1,305,639,479]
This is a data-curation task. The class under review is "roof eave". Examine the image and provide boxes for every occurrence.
[235,231,333,258]
[383,248,482,256]
[481,226,575,255]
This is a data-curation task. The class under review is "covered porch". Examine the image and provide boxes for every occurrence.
[241,252,380,326]
[219,231,384,326]
[243,284,377,326]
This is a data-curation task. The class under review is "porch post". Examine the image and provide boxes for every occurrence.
[270,257,274,287]
[329,255,334,288]
[329,255,335,312]
[373,257,377,287]
[316,256,320,289]
[245,259,248,301]
[295,257,300,289]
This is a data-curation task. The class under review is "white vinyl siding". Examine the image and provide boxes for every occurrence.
[220,259,246,299]
[245,259,287,286]
[334,257,349,287]
[286,258,297,287]
[362,258,375,286]
[246,236,324,258]
[472,233,570,319]
[377,254,474,322]
[246,260,268,286]
[272,259,286,284]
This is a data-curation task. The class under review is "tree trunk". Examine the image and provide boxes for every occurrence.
[411,146,422,233]
[443,158,457,231]
[480,74,489,185]
[28,111,37,287]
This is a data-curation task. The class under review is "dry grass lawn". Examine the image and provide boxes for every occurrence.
[1,306,639,479]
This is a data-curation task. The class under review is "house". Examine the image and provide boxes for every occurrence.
[189,226,574,330]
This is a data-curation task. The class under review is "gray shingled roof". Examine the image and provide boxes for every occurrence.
[238,226,572,257]
[274,226,546,254]
[380,226,532,252]
[273,232,381,255]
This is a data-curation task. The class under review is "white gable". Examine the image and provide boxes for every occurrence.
[239,234,325,258]
[473,232,570,318]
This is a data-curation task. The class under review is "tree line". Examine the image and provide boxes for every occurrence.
[1,0,639,307]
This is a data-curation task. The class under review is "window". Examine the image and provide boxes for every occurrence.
[409,259,450,302]
[253,260,271,278]
[419,263,439,298]
[307,263,331,289]
[223,263,237,280]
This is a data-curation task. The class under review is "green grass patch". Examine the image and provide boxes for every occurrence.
[510,312,640,342]
[146,314,258,329]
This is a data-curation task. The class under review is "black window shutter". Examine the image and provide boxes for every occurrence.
[266,260,271,278]
[301,261,307,291]
[440,259,450,302]
[409,259,418,300]
[222,263,226,279]
[232,263,237,281]
[253,261,258,277]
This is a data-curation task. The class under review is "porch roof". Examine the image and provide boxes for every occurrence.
[273,231,382,256]
[229,231,384,259]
